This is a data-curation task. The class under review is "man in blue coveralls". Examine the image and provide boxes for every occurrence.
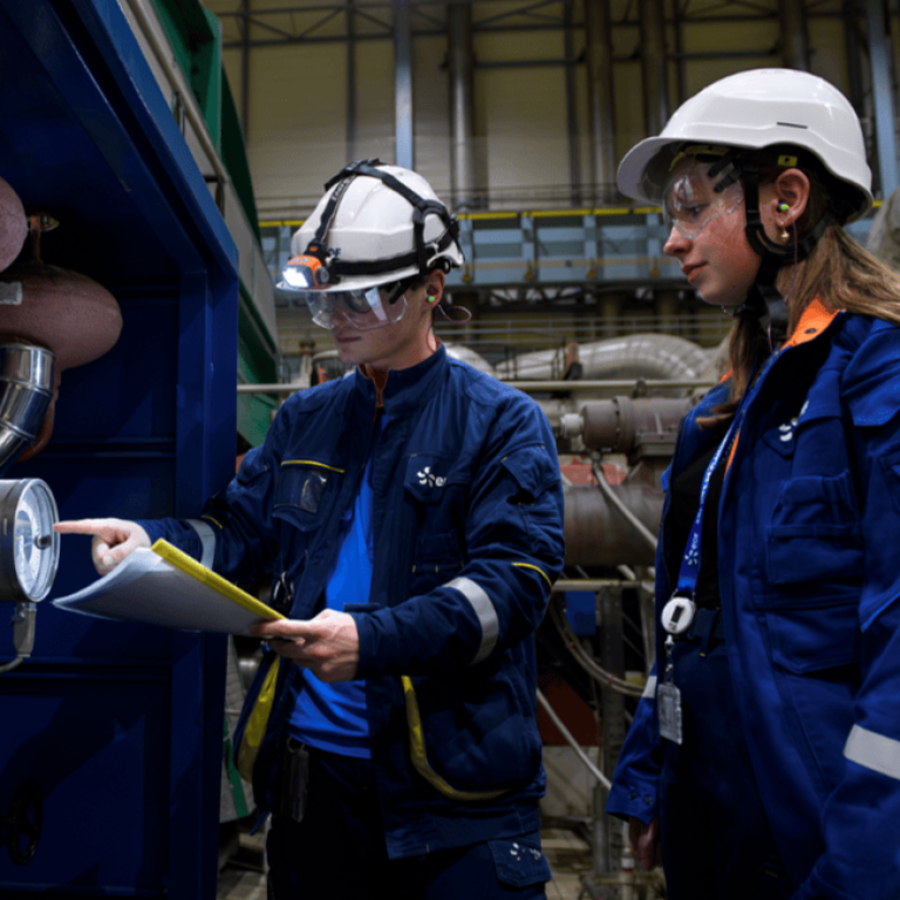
[57,160,566,899]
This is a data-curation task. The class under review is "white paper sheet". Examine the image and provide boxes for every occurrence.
[53,547,279,634]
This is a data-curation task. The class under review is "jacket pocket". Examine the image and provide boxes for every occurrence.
[401,657,541,799]
[765,599,860,674]
[273,460,343,530]
[764,471,863,586]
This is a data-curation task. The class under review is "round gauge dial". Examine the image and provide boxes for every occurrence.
[0,480,59,602]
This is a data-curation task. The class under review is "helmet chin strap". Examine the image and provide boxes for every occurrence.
[715,157,831,348]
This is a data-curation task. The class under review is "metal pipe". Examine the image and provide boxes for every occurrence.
[869,0,900,198]
[536,688,611,790]
[237,378,714,395]
[495,334,712,384]
[564,483,662,566]
[347,0,357,160]
[780,0,809,70]
[394,0,414,169]
[122,0,231,201]
[578,397,693,453]
[639,0,668,136]
[584,0,617,204]
[448,2,476,209]
[237,378,715,394]
[592,465,658,553]
[0,345,55,473]
[563,0,581,205]
[554,579,643,591]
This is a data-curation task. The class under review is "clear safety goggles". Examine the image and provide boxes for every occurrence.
[301,286,408,332]
[662,160,744,240]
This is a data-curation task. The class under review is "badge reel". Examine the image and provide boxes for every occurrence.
[657,594,696,745]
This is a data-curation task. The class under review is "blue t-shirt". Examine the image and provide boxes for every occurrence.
[286,434,379,758]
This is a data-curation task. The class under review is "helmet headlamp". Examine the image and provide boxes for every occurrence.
[280,254,331,290]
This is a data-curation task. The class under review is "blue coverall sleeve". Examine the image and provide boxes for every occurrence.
[354,393,565,677]
[797,328,900,899]
[605,661,663,824]
[139,405,289,583]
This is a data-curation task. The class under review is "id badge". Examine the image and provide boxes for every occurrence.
[657,683,684,745]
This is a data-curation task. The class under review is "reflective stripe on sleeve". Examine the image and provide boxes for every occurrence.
[642,675,657,700]
[187,519,216,569]
[445,576,499,665]
[844,723,900,781]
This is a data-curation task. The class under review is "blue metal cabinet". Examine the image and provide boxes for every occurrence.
[0,2,239,897]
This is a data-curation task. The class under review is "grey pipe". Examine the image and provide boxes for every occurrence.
[780,0,809,70]
[495,333,711,389]
[639,0,668,136]
[448,3,476,209]
[584,0,617,203]
[0,344,55,472]
[564,483,663,567]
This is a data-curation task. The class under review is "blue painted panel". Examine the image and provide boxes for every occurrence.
[0,1,238,897]
[0,674,170,894]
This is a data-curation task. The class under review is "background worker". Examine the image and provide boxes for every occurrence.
[56,160,565,899]
[606,69,900,900]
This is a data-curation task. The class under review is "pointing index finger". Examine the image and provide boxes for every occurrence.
[54,520,104,535]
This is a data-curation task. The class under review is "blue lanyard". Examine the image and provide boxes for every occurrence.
[674,412,741,598]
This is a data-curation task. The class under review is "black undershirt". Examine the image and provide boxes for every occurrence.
[667,435,730,610]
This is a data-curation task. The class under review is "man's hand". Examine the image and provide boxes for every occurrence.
[252,609,360,683]
[54,518,151,575]
[628,816,662,871]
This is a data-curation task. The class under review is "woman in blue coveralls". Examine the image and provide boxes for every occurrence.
[606,68,900,900]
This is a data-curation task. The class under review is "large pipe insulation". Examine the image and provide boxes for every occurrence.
[496,333,712,392]
[564,482,661,566]
[0,222,122,462]
[0,178,26,272]
[561,396,697,565]
[445,343,496,377]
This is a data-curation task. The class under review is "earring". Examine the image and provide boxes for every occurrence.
[780,227,790,243]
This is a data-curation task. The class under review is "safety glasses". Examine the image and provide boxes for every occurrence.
[300,287,408,332]
[662,159,744,240]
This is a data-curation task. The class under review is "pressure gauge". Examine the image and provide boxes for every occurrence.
[0,480,59,602]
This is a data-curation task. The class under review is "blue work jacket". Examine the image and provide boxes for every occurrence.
[607,303,900,899]
[144,345,565,859]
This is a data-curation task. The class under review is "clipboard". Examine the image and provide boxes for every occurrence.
[52,539,284,634]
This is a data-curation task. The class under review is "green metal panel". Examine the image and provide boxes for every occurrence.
[237,286,278,448]
[222,71,261,242]
[151,0,223,152]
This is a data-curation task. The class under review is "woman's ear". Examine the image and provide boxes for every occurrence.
[423,269,445,306]
[772,168,811,225]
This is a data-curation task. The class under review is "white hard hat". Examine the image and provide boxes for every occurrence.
[289,160,464,294]
[617,68,873,223]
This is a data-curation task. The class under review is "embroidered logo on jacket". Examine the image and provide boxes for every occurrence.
[778,417,799,443]
[417,465,446,488]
